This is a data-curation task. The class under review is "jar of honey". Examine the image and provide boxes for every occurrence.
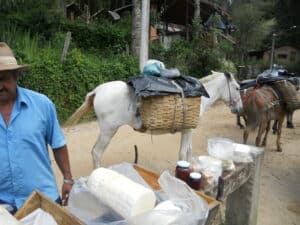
[188,172,202,190]
[175,161,191,183]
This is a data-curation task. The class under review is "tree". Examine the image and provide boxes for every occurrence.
[273,0,300,48]
[230,0,275,64]
[192,0,201,40]
[131,0,141,57]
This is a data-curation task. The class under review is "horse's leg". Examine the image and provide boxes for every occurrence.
[179,129,193,161]
[272,120,278,134]
[242,115,247,125]
[256,121,266,146]
[276,116,284,152]
[262,121,271,146]
[237,115,244,129]
[92,126,118,168]
[286,111,294,128]
[243,127,249,144]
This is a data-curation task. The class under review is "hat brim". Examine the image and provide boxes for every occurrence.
[0,64,29,72]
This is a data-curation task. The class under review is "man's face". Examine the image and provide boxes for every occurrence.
[0,70,18,104]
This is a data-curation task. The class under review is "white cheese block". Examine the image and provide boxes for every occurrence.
[87,168,156,219]
[0,206,21,225]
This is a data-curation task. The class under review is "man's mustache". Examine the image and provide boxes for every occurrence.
[0,88,8,93]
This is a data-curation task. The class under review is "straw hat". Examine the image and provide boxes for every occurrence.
[0,42,28,72]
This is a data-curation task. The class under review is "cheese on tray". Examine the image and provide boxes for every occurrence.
[87,167,156,219]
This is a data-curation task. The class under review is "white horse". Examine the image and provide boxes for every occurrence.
[66,71,242,168]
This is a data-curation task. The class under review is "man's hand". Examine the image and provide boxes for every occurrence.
[61,182,73,206]
[53,145,73,206]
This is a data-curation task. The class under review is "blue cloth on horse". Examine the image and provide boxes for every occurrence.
[142,63,162,76]
[127,75,209,98]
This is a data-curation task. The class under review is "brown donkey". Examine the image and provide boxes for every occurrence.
[242,85,286,151]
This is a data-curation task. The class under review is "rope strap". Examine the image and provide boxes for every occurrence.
[171,81,187,133]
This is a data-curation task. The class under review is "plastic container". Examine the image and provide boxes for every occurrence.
[175,161,191,183]
[188,172,202,190]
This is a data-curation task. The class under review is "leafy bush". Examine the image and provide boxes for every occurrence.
[18,47,139,122]
[62,17,131,54]
[150,39,231,78]
[1,0,62,41]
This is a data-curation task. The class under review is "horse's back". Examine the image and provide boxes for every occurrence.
[92,81,140,128]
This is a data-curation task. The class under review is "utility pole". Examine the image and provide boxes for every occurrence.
[269,25,296,70]
[269,33,276,70]
[139,0,150,71]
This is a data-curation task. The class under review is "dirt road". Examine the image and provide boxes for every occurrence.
[53,102,300,225]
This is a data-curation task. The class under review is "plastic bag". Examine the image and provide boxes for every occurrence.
[128,171,209,225]
[0,206,21,225]
[191,156,223,188]
[20,208,57,225]
[207,138,253,163]
[68,164,209,225]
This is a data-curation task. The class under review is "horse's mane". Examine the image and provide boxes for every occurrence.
[199,71,224,83]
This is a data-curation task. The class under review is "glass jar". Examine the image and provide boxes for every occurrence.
[188,172,202,190]
[175,161,191,183]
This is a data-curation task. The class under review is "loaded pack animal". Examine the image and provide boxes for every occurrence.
[237,75,300,131]
[66,70,243,168]
[241,75,300,152]
[241,85,286,151]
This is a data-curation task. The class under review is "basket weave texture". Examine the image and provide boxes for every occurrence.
[273,80,300,111]
[140,95,201,131]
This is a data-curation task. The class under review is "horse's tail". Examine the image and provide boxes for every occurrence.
[64,90,96,127]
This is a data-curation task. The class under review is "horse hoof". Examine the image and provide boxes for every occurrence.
[286,124,295,129]
[277,148,282,152]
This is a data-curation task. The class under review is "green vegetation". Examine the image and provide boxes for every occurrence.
[0,0,298,121]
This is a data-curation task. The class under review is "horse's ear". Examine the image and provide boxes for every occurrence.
[224,71,232,80]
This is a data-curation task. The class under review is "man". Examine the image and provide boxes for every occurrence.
[0,42,73,212]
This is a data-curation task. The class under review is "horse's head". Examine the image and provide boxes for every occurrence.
[223,71,243,114]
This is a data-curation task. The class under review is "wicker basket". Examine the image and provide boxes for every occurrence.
[273,80,300,111]
[140,95,201,131]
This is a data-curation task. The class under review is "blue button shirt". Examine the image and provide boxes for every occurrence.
[0,86,66,209]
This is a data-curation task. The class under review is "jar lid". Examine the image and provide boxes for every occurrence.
[177,160,190,168]
[189,172,201,179]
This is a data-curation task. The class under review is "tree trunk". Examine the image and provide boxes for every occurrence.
[194,0,200,21]
[193,0,201,40]
[131,0,142,57]
[59,0,66,17]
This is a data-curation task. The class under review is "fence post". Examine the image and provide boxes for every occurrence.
[225,147,264,225]
[61,32,72,63]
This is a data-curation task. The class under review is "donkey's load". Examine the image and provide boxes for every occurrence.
[256,69,300,111]
[127,75,209,131]
[272,79,300,111]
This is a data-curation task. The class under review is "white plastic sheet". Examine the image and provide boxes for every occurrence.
[68,163,209,225]
[0,206,21,225]
[20,208,57,225]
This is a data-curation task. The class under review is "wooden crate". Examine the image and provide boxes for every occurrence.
[133,165,221,225]
[15,190,85,225]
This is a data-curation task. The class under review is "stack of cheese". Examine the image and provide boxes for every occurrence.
[87,168,156,219]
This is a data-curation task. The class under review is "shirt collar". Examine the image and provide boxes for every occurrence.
[16,86,28,109]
